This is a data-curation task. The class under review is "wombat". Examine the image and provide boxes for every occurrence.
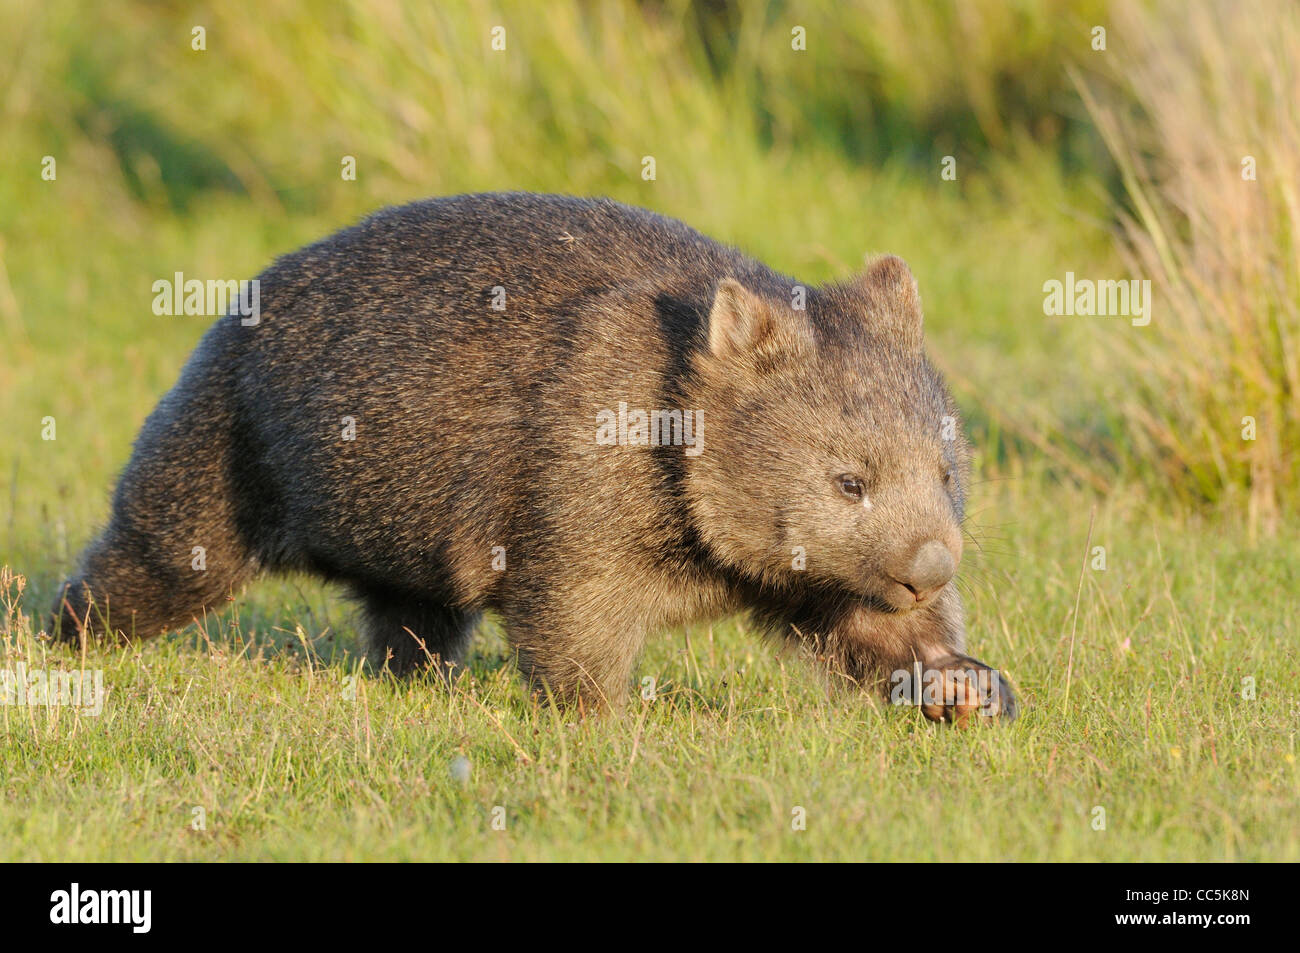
[53,192,1015,723]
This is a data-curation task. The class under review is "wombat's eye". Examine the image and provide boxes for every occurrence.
[835,474,866,502]
[943,468,956,489]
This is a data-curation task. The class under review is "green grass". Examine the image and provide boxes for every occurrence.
[1,0,1296,861]
[2,479,1297,861]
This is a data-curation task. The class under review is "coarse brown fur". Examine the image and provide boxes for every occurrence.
[52,192,1015,722]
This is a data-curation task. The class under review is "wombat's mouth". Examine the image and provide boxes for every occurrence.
[862,576,944,614]
[858,590,910,615]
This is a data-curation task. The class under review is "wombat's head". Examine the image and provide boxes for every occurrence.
[685,256,968,613]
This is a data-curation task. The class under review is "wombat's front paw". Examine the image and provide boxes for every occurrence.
[915,653,1017,727]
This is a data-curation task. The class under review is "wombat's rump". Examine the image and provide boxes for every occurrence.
[53,192,1015,722]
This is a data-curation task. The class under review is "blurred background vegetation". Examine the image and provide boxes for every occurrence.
[4,1,1297,863]
[1,0,1295,581]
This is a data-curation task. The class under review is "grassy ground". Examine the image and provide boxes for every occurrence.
[1,0,1296,861]
[2,479,1297,861]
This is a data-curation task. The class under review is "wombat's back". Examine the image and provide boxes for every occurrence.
[221,194,774,604]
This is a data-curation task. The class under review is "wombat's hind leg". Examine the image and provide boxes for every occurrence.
[51,341,256,645]
[357,586,478,679]
[51,526,251,644]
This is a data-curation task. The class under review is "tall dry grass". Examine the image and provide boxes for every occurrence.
[1078,0,1300,538]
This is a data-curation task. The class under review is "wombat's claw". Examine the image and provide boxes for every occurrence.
[918,653,1017,727]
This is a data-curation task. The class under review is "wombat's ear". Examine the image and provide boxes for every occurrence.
[707,278,809,359]
[857,254,923,351]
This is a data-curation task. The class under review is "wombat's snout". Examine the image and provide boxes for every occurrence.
[887,539,956,607]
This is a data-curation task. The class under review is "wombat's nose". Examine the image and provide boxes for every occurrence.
[894,540,955,601]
